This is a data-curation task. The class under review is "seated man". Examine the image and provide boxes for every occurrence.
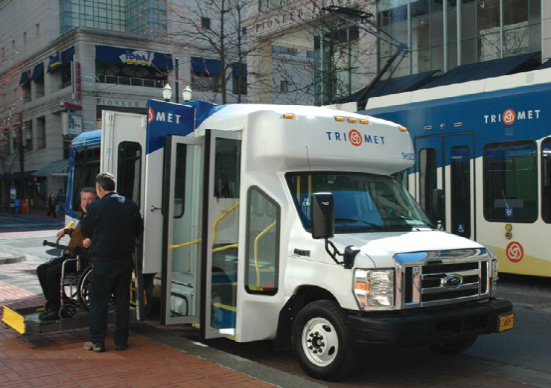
[37,187,97,321]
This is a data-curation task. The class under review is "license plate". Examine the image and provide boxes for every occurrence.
[498,313,514,332]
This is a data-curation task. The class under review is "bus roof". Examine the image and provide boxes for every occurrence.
[71,129,101,148]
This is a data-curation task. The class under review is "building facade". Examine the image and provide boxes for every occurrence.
[0,0,254,211]
[246,0,550,105]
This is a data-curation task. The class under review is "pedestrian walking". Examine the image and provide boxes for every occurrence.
[47,193,57,218]
[56,189,66,216]
[81,172,143,352]
[37,187,98,321]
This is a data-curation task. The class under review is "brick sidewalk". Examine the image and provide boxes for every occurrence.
[0,280,276,388]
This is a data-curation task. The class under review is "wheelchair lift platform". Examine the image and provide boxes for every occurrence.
[2,303,115,338]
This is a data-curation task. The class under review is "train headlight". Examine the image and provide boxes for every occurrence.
[354,269,395,310]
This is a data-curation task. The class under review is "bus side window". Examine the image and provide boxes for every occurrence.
[245,186,279,295]
[483,141,537,223]
[117,141,142,207]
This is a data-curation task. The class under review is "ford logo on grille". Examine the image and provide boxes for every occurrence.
[441,274,463,288]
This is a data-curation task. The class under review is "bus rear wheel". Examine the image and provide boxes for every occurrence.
[292,300,359,381]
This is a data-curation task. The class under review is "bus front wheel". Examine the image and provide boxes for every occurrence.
[292,300,359,381]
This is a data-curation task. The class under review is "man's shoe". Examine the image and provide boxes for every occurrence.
[39,309,59,321]
[115,342,128,351]
[83,341,105,352]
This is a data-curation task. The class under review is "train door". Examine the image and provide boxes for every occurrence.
[444,134,475,239]
[415,137,443,226]
[416,134,475,238]
[162,130,242,340]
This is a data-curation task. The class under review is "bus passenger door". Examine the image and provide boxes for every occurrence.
[415,137,443,226]
[100,111,146,207]
[161,135,204,325]
[202,130,241,340]
[443,134,475,239]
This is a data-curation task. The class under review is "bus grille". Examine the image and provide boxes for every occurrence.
[401,249,490,308]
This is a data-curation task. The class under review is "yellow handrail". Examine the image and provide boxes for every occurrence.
[212,202,239,245]
[213,243,238,253]
[169,201,239,250]
[169,238,202,250]
[253,221,276,288]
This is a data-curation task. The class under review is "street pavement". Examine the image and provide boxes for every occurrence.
[1,212,551,387]
[0,212,324,388]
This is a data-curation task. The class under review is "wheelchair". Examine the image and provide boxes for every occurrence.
[42,239,91,319]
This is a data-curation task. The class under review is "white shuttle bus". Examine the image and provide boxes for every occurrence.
[91,99,513,380]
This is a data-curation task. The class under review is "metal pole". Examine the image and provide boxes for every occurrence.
[175,58,179,103]
[18,112,25,200]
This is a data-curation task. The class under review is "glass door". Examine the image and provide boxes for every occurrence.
[202,130,242,339]
[162,135,204,325]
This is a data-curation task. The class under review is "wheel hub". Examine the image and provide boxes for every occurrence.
[302,317,339,367]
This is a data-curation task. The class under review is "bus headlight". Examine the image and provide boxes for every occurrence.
[354,269,395,310]
[488,247,499,296]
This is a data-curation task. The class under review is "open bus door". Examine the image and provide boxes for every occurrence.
[416,134,475,238]
[100,111,147,319]
[162,130,241,340]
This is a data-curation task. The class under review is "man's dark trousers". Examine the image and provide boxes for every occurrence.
[88,256,134,345]
[37,257,77,309]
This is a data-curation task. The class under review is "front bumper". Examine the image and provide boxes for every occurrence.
[347,298,513,347]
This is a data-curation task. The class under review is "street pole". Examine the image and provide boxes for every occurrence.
[18,112,26,200]
[175,58,179,103]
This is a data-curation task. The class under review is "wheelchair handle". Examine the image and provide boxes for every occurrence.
[43,240,79,255]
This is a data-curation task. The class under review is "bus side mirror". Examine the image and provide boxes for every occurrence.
[431,188,445,224]
[311,193,334,239]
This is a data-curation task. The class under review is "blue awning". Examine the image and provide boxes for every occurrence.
[192,57,222,75]
[19,70,31,86]
[62,46,74,64]
[420,52,540,89]
[96,45,173,70]
[232,62,247,78]
[31,63,44,80]
[32,159,69,177]
[335,70,437,103]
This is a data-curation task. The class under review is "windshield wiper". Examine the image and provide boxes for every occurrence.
[335,218,386,230]
[382,216,433,228]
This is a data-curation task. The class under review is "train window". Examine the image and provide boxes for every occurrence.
[542,139,551,223]
[245,186,279,295]
[72,146,100,212]
[450,146,471,238]
[483,141,537,222]
[117,141,141,207]
[418,148,438,223]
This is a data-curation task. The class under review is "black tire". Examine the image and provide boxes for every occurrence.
[77,266,92,311]
[428,335,477,355]
[59,304,77,318]
[291,300,359,381]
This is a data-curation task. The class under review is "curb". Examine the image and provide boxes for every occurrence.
[130,321,328,388]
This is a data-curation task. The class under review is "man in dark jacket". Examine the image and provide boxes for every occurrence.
[81,172,143,352]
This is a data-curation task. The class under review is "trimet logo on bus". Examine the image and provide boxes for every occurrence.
[484,108,540,125]
[326,129,385,147]
[506,241,524,263]
[148,106,182,125]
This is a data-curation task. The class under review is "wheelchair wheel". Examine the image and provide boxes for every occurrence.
[77,266,92,311]
[59,304,77,318]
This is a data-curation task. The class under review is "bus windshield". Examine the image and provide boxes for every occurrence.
[286,172,433,233]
